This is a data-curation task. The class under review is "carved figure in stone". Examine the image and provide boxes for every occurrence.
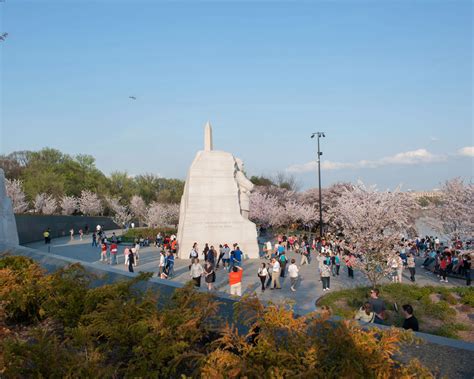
[0,169,20,245]
[234,158,254,219]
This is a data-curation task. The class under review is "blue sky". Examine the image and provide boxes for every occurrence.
[1,0,472,190]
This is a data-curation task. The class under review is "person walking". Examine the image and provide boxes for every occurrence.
[100,242,108,262]
[110,242,118,265]
[270,258,281,289]
[124,247,130,266]
[92,232,98,247]
[222,244,231,271]
[345,254,354,279]
[279,251,288,278]
[69,228,74,241]
[463,254,471,286]
[216,244,225,268]
[287,259,299,292]
[300,241,309,266]
[190,258,204,288]
[229,266,243,296]
[335,253,341,275]
[79,229,84,240]
[127,248,135,273]
[206,246,216,266]
[257,263,269,292]
[43,229,50,244]
[407,254,416,282]
[189,243,199,267]
[166,251,175,277]
[159,251,166,276]
[204,261,216,291]
[321,260,331,291]
[439,254,449,283]
[232,246,243,268]
[202,243,210,261]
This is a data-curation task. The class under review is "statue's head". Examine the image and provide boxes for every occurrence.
[235,158,244,171]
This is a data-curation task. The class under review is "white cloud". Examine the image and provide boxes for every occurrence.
[430,136,439,142]
[457,146,474,157]
[286,148,446,173]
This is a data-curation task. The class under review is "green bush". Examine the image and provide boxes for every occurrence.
[454,287,474,307]
[122,227,177,241]
[0,255,47,324]
[317,283,472,340]
[433,323,470,339]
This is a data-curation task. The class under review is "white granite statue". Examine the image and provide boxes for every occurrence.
[0,169,20,245]
[177,122,259,259]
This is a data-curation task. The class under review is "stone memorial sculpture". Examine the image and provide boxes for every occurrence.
[177,122,259,259]
[0,169,20,245]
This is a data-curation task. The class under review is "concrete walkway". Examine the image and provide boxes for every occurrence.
[25,232,468,315]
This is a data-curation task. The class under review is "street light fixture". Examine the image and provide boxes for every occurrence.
[311,132,325,238]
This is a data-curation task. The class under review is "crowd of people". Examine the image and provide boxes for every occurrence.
[41,226,472,336]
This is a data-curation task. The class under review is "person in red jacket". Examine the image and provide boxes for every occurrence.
[110,243,118,265]
[229,266,243,296]
[100,242,108,262]
[439,254,449,283]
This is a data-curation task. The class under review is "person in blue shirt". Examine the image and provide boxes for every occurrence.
[165,251,175,278]
[232,246,243,267]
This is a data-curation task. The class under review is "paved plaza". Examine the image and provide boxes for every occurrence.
[27,231,467,315]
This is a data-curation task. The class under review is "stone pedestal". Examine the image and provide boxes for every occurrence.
[177,123,259,259]
[0,169,20,246]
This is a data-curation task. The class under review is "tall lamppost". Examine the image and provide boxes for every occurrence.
[311,132,325,237]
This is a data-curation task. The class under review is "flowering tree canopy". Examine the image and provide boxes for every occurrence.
[79,190,103,216]
[434,178,474,242]
[331,182,416,286]
[145,202,179,227]
[60,196,78,215]
[106,197,132,227]
[130,195,147,223]
[34,193,57,215]
[5,178,28,213]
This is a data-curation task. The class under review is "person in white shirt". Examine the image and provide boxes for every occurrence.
[265,241,272,258]
[270,258,281,289]
[257,263,269,292]
[287,259,299,292]
[189,258,204,287]
[159,251,166,276]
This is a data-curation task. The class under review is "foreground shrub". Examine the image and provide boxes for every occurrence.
[0,256,433,378]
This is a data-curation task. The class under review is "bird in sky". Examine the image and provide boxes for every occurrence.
[129,96,137,100]
[0,33,8,42]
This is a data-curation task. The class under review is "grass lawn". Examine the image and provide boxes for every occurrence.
[317,284,474,341]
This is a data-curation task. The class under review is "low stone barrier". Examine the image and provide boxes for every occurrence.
[15,215,119,244]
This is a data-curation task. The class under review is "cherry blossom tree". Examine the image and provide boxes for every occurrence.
[249,191,279,227]
[106,197,132,228]
[34,193,57,215]
[130,195,147,223]
[299,203,318,229]
[331,182,416,287]
[5,178,29,213]
[145,202,179,227]
[60,196,78,215]
[79,190,103,216]
[434,178,474,242]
